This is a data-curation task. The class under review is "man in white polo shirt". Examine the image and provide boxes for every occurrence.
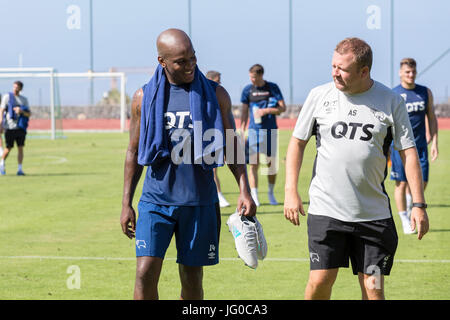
[284,38,429,300]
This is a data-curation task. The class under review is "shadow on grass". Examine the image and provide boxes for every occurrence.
[428,204,450,208]
[21,172,106,177]
[428,229,450,233]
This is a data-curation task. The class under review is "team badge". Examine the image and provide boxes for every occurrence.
[371,109,386,121]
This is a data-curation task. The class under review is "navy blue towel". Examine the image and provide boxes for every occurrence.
[138,64,225,170]
[7,92,17,120]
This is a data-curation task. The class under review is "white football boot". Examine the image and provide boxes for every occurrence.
[227,211,259,269]
[253,215,268,260]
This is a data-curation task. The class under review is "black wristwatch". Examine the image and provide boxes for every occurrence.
[412,202,427,209]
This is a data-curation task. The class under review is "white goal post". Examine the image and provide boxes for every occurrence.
[0,68,127,139]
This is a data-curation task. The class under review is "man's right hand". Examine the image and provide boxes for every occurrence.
[284,191,305,226]
[120,88,143,240]
[120,206,136,239]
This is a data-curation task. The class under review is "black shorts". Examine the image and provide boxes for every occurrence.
[5,129,26,149]
[307,214,398,275]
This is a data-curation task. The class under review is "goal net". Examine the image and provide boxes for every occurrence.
[0,68,128,139]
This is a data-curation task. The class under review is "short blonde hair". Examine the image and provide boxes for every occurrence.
[400,58,417,68]
[335,37,373,71]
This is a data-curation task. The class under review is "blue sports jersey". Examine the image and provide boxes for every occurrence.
[140,81,219,206]
[240,81,284,130]
[392,84,429,149]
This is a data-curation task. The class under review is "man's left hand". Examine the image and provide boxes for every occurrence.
[410,207,429,240]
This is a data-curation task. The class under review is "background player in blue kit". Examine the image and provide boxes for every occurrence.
[205,70,230,208]
[240,64,286,206]
[390,58,439,234]
[120,29,256,300]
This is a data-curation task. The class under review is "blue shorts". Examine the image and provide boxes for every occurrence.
[246,128,278,160]
[390,145,429,182]
[135,201,220,266]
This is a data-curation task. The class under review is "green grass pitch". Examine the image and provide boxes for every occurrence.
[0,130,449,300]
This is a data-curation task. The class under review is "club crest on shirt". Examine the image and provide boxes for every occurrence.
[323,100,338,114]
[370,109,386,122]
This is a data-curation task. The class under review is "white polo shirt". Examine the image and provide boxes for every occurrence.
[293,80,415,222]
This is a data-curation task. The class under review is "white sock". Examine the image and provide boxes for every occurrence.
[18,164,23,171]
[398,211,409,219]
[218,192,226,201]
[250,188,260,206]
[406,194,413,210]
[399,211,409,226]
[218,192,230,207]
[267,184,278,205]
[0,159,4,167]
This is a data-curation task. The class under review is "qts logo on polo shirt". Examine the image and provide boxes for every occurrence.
[331,121,374,141]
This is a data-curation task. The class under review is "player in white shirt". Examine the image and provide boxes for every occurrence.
[284,38,429,300]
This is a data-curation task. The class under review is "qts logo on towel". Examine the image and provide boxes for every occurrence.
[331,121,374,141]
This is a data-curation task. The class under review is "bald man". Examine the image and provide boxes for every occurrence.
[120,29,256,300]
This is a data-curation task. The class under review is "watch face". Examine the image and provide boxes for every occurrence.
[413,203,427,208]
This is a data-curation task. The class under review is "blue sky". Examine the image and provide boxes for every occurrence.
[0,0,449,105]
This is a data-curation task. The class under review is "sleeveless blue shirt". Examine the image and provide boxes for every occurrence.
[392,84,429,149]
[240,81,284,130]
[140,81,219,206]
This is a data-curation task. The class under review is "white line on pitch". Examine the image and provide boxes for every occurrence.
[45,156,68,164]
[0,256,449,263]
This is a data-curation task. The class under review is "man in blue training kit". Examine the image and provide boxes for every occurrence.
[390,58,438,234]
[120,29,256,300]
[240,64,286,206]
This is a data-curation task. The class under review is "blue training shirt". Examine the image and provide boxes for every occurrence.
[140,80,219,206]
[392,84,429,149]
[240,81,284,130]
